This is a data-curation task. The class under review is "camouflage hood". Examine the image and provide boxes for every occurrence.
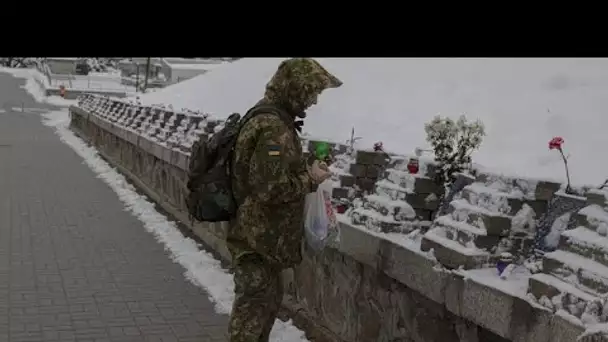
[263,58,342,118]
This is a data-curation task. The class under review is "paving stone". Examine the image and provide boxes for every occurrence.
[0,74,229,341]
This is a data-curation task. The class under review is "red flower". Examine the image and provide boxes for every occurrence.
[407,158,419,174]
[549,137,564,150]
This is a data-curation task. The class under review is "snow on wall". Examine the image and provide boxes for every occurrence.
[136,58,608,185]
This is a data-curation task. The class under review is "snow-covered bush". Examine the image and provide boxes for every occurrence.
[424,115,485,191]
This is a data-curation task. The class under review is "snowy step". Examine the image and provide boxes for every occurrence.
[420,227,489,270]
[431,215,499,251]
[586,189,608,207]
[363,194,417,220]
[383,168,442,194]
[476,173,561,201]
[375,180,439,211]
[350,207,431,234]
[461,183,517,215]
[544,250,608,294]
[447,199,512,236]
[528,273,601,319]
[462,183,547,217]
[559,227,608,267]
[571,204,608,233]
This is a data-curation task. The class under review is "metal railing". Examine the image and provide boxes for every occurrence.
[48,74,135,93]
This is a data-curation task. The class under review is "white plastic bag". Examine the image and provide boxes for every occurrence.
[304,179,339,251]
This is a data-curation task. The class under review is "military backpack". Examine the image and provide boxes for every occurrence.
[185,104,289,222]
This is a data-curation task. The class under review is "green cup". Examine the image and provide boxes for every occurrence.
[314,142,330,161]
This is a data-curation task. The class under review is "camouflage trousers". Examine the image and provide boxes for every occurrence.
[228,253,283,342]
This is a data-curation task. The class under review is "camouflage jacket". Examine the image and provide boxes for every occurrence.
[227,58,342,268]
[228,103,311,267]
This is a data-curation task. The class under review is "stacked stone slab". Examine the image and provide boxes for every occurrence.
[78,94,221,155]
[347,150,390,193]
[323,150,383,205]
[528,189,608,323]
[348,155,440,234]
[421,173,560,270]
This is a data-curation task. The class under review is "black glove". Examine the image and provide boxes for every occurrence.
[294,120,304,133]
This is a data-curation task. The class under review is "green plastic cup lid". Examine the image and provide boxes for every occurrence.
[314,142,330,160]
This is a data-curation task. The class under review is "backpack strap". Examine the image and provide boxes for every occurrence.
[229,104,292,203]
[239,104,291,131]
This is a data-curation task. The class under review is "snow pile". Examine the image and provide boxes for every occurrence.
[40,108,309,342]
[544,212,571,249]
[137,58,608,185]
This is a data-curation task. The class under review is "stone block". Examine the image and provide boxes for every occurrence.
[420,236,488,270]
[366,164,383,179]
[528,273,598,315]
[425,163,438,179]
[339,174,355,187]
[415,208,433,221]
[337,222,380,269]
[161,146,172,164]
[213,221,230,239]
[570,205,608,232]
[414,177,442,194]
[436,218,500,251]
[543,251,608,294]
[509,304,553,342]
[449,203,511,236]
[490,196,544,217]
[177,152,189,171]
[89,113,100,127]
[510,237,535,258]
[406,192,439,211]
[587,191,608,206]
[535,181,561,201]
[137,137,152,155]
[549,312,586,342]
[461,277,516,338]
[350,209,409,234]
[349,163,366,177]
[125,130,139,146]
[151,143,164,161]
[332,187,350,200]
[356,150,388,166]
[96,117,107,131]
[378,237,448,304]
[444,272,466,316]
[570,211,589,229]
[558,231,608,268]
[355,177,376,193]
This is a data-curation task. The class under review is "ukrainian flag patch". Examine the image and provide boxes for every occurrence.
[267,145,281,156]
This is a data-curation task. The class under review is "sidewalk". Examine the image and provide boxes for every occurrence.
[0,73,229,341]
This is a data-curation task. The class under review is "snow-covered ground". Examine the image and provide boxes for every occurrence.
[0,66,77,107]
[137,58,608,186]
[1,67,309,341]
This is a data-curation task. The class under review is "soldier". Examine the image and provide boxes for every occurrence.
[227,58,342,341]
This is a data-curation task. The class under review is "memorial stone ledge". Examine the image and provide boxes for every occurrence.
[70,104,591,342]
